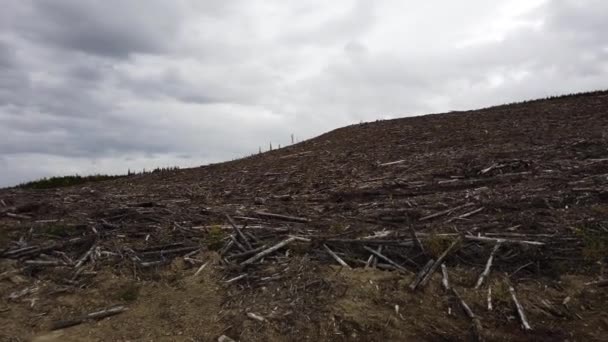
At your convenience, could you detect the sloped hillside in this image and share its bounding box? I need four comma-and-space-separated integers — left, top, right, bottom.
1, 91, 607, 341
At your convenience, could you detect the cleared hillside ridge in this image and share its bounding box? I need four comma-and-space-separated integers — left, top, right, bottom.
1, 90, 608, 341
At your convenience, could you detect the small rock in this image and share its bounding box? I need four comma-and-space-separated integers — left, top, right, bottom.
218, 335, 236, 342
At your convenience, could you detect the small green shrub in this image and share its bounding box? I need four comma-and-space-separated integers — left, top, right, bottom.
43, 224, 80, 237
206, 224, 225, 251
116, 283, 140, 302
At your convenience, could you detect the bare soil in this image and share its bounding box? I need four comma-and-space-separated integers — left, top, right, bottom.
1, 91, 608, 341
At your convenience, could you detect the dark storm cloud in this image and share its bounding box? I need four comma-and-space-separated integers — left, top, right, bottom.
0, 0, 607, 187
8, 0, 182, 58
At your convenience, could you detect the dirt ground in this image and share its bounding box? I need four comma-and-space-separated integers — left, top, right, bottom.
1, 91, 608, 341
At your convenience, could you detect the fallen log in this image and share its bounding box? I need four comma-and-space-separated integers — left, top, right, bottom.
445, 207, 484, 223
51, 306, 128, 330
474, 242, 501, 289
418, 203, 473, 221
323, 244, 351, 269
241, 237, 298, 266
409, 259, 434, 290
253, 211, 310, 223
441, 263, 450, 290
363, 246, 413, 274
225, 214, 252, 250
464, 235, 544, 246
418, 237, 462, 289
509, 286, 532, 331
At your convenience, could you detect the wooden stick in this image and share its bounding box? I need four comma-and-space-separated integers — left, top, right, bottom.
363, 246, 413, 274
230, 235, 248, 252
139, 260, 169, 268
225, 274, 247, 283
139, 246, 200, 257
219, 240, 235, 256
253, 211, 310, 223
464, 235, 544, 246
51, 306, 127, 330
323, 244, 351, 269
509, 286, 532, 330
225, 214, 252, 250
326, 239, 414, 247
474, 243, 501, 289
365, 245, 382, 268
5, 212, 31, 220
441, 263, 450, 290
487, 286, 493, 311
445, 207, 484, 223
241, 237, 297, 266
418, 203, 473, 221
372, 245, 382, 268
74, 242, 97, 269
584, 279, 608, 287
418, 237, 462, 289
194, 261, 210, 276
379, 159, 406, 167
409, 259, 435, 290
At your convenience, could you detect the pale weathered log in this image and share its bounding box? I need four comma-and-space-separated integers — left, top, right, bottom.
378, 159, 406, 167
225, 274, 247, 283
139, 246, 200, 257
247, 312, 266, 322
445, 207, 484, 223
409, 259, 435, 290
194, 261, 210, 276
225, 213, 252, 250
584, 279, 608, 287
418, 237, 462, 289
241, 237, 297, 266
509, 286, 532, 331
5, 212, 31, 220
487, 286, 493, 311
365, 245, 382, 268
74, 243, 97, 269
51, 305, 127, 330
441, 263, 450, 290
253, 211, 310, 223
474, 243, 501, 289
464, 235, 544, 246
230, 235, 248, 252
323, 244, 351, 269
418, 203, 473, 221
362, 246, 413, 274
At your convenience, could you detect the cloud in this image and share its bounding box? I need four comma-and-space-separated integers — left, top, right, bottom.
0, 0, 607, 187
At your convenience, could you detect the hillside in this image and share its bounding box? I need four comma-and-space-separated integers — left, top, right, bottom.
1, 91, 608, 341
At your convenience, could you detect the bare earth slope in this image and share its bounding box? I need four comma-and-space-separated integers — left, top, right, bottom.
1, 91, 608, 341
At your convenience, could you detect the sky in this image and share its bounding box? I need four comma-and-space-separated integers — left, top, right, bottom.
1, 0, 607, 187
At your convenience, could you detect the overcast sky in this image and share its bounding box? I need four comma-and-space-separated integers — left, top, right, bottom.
1, 0, 607, 187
